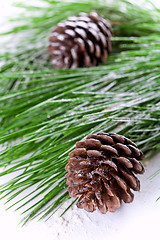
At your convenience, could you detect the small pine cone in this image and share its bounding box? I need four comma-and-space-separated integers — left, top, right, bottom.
47, 11, 112, 69
65, 132, 145, 213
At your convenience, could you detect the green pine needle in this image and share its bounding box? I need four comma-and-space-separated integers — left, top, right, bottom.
0, 0, 160, 224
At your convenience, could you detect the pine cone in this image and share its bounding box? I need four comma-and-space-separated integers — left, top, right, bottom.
47, 11, 112, 69
65, 132, 144, 213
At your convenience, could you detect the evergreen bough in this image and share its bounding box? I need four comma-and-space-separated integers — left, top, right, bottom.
0, 0, 160, 224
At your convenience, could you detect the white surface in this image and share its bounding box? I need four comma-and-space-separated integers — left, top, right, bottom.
0, 1, 160, 240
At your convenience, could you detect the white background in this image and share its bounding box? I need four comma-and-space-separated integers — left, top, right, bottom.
0, 1, 160, 240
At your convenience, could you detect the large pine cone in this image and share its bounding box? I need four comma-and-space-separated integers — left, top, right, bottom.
47, 11, 112, 69
65, 132, 144, 213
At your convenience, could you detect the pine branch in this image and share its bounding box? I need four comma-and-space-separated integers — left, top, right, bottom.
0, 0, 160, 224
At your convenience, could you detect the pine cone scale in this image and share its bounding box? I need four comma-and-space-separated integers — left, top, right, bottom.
114, 156, 133, 168
119, 167, 140, 191
129, 158, 144, 173
118, 187, 134, 203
